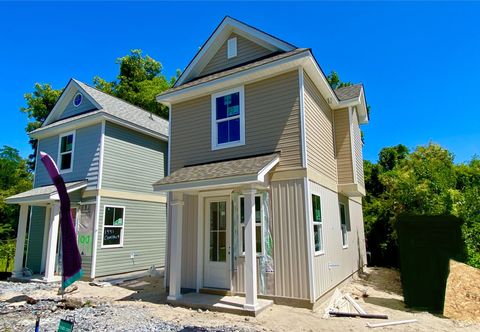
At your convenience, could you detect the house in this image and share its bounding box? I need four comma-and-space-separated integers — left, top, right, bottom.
153, 17, 368, 314
7, 79, 168, 282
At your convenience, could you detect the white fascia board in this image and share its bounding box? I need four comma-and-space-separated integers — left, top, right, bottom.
5, 195, 52, 205
257, 155, 280, 182
175, 17, 296, 87
30, 113, 168, 142
302, 56, 339, 107
153, 174, 261, 192
158, 51, 310, 105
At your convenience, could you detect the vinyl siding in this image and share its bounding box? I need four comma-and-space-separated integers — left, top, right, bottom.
34, 123, 102, 190
94, 197, 167, 277
58, 93, 97, 121
181, 194, 198, 289
308, 180, 366, 299
352, 110, 365, 187
199, 33, 274, 77
304, 72, 337, 183
170, 70, 301, 172
271, 179, 310, 300
334, 108, 354, 184
102, 122, 167, 194
25, 206, 46, 273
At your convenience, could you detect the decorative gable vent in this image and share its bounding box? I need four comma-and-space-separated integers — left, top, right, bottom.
227, 37, 237, 59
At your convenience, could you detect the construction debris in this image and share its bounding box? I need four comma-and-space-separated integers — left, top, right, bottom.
366, 319, 418, 328
444, 260, 480, 322
345, 293, 367, 315
329, 311, 388, 319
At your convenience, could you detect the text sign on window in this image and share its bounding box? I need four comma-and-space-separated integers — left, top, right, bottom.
103, 206, 124, 246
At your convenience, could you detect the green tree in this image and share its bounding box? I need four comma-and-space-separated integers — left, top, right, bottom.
326, 71, 353, 90
0, 146, 33, 241
20, 83, 63, 169
94, 49, 177, 119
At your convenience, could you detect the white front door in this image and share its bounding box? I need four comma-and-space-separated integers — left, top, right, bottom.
204, 197, 231, 289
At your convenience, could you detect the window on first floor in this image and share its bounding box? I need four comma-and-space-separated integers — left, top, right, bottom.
58, 131, 75, 172
312, 194, 323, 254
239, 195, 262, 255
339, 203, 348, 248
102, 206, 125, 247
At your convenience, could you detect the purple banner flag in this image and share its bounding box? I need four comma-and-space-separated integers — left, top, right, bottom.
40, 151, 82, 289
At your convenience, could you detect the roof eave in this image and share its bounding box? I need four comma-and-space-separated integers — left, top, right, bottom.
334, 87, 369, 124
157, 51, 311, 105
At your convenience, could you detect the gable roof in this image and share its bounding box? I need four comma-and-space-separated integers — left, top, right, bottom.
334, 84, 363, 101
33, 79, 168, 139
174, 16, 296, 87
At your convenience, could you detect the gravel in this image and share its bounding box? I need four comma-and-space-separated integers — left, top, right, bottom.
0, 281, 257, 332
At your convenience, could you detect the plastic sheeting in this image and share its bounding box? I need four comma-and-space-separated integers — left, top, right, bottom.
231, 190, 274, 295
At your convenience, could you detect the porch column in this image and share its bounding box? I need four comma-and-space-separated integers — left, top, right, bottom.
242, 188, 259, 310
12, 205, 29, 278
167, 192, 184, 301
43, 203, 60, 282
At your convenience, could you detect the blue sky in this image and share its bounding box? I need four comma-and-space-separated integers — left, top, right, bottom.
1, 1, 479, 163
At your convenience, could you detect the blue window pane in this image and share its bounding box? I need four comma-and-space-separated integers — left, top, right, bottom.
216, 97, 227, 120
218, 121, 229, 144
229, 118, 240, 142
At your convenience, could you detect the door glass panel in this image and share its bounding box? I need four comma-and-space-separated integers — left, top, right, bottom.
209, 200, 227, 262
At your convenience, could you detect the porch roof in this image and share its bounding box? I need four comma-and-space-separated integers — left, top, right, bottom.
5, 180, 87, 205
153, 153, 280, 192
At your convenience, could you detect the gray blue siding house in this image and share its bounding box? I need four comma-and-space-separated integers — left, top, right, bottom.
7, 79, 168, 281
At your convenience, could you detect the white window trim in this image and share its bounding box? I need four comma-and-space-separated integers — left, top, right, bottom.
211, 86, 245, 151
101, 205, 126, 248
238, 194, 264, 257
73, 92, 83, 107
339, 202, 348, 249
311, 194, 325, 256
227, 37, 237, 59
57, 130, 75, 174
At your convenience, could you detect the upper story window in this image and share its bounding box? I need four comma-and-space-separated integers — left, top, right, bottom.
211, 87, 245, 150
227, 37, 237, 59
58, 131, 75, 173
73, 93, 83, 107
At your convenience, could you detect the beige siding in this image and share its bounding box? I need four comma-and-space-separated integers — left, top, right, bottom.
271, 179, 310, 300
304, 72, 337, 183
181, 194, 198, 289
352, 110, 365, 187
170, 70, 301, 172
308, 180, 366, 299
199, 33, 274, 77
334, 108, 354, 184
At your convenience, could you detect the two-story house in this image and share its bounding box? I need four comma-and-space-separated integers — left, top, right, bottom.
7, 79, 168, 282
153, 17, 369, 315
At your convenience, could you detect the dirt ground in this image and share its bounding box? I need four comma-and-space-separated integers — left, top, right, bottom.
2, 267, 480, 331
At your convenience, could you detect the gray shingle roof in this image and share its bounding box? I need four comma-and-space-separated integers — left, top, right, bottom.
334, 84, 363, 101
33, 80, 169, 137
159, 48, 309, 96
154, 153, 279, 187
6, 181, 87, 203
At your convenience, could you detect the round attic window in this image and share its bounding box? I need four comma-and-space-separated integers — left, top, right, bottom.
73, 93, 83, 107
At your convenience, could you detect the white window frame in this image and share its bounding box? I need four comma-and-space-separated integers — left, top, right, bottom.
238, 195, 263, 257
211, 86, 245, 151
101, 205, 125, 248
57, 130, 75, 174
73, 92, 83, 107
227, 37, 237, 59
339, 202, 348, 249
311, 194, 324, 255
